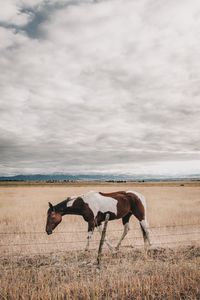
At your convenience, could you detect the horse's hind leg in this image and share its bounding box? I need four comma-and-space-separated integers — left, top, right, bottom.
115, 213, 132, 251
139, 219, 151, 250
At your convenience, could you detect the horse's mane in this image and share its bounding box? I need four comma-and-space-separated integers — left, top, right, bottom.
54, 198, 69, 212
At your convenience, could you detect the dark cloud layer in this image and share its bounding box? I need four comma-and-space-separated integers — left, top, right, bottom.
0, 0, 200, 176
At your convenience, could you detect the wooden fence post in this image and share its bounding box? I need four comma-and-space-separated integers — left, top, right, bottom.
97, 213, 110, 265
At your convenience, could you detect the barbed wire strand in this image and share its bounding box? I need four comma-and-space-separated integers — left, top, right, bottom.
0, 239, 199, 260
0, 223, 199, 235
0, 231, 199, 247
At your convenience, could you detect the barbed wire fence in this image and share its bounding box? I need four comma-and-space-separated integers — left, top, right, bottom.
0, 222, 199, 235
0, 223, 199, 257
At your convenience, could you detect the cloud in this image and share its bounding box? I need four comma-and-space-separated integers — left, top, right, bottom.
0, 0, 200, 176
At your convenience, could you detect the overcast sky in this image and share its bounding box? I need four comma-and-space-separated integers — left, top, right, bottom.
0, 0, 200, 176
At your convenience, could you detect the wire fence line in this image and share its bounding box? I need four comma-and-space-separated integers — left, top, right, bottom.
0, 228, 199, 248
0, 223, 199, 235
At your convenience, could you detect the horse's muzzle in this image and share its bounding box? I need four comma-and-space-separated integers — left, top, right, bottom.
46, 230, 52, 235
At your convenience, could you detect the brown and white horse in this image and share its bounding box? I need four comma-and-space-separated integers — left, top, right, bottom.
46, 190, 151, 251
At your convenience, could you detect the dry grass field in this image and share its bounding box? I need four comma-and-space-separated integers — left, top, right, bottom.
0, 182, 200, 299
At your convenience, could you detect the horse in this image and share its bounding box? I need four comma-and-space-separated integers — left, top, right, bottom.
45, 190, 151, 252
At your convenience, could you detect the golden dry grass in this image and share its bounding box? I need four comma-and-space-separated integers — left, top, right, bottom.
0, 182, 200, 299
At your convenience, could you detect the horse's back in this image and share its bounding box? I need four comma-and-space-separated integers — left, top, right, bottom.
99, 191, 127, 197
81, 190, 147, 220
82, 191, 118, 217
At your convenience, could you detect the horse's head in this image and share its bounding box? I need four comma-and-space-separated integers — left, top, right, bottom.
46, 202, 62, 235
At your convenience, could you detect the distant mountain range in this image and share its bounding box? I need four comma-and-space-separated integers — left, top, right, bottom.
0, 173, 199, 182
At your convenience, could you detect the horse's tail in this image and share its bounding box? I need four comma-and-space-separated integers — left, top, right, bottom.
136, 194, 151, 246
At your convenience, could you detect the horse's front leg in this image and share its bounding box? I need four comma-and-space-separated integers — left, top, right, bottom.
115, 223, 130, 250
85, 220, 95, 251
97, 224, 114, 251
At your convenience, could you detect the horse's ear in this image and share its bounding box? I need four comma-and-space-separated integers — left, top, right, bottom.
48, 202, 54, 211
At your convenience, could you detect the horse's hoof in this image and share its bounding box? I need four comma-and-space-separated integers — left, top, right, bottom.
111, 247, 118, 254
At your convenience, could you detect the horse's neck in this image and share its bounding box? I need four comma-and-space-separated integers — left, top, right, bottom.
55, 200, 82, 216
62, 207, 82, 216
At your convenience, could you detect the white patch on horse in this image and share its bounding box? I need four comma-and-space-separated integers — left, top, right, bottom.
82, 191, 117, 217
66, 196, 76, 207
126, 190, 147, 211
